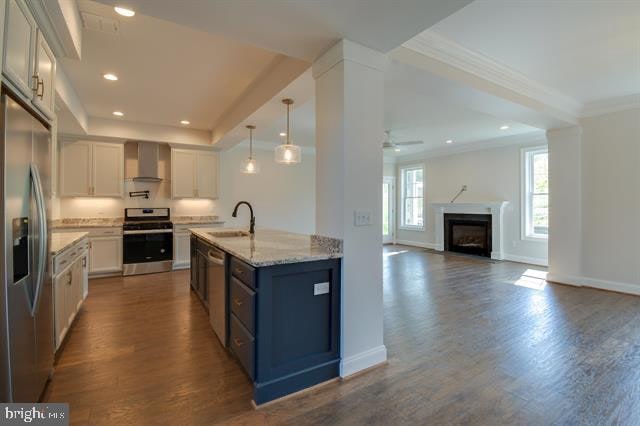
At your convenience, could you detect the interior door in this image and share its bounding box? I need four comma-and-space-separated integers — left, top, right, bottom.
383, 177, 395, 244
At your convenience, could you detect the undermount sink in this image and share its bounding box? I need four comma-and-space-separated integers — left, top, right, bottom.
208, 230, 250, 238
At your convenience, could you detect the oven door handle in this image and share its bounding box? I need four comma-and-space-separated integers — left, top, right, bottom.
123, 229, 173, 235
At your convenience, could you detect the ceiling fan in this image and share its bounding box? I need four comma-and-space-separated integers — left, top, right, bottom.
382, 130, 423, 151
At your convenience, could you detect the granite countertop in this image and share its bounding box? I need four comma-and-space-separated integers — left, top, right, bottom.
51, 218, 123, 229
189, 228, 343, 267
52, 216, 224, 229
172, 216, 225, 225
51, 232, 88, 255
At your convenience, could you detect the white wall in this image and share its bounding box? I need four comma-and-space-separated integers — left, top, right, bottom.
548, 108, 640, 293
580, 109, 640, 286
394, 141, 548, 265
218, 142, 316, 234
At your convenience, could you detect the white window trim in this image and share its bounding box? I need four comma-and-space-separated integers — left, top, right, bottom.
399, 164, 425, 231
521, 145, 548, 242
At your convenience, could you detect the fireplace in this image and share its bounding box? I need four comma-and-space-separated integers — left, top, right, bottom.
444, 213, 492, 257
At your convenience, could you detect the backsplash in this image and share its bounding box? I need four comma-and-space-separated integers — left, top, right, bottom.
57, 180, 219, 218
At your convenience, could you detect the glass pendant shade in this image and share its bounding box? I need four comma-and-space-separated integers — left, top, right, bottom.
276, 98, 301, 164
241, 124, 259, 174
274, 143, 301, 164
242, 157, 260, 174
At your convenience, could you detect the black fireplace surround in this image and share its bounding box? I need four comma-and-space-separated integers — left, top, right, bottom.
444, 213, 492, 258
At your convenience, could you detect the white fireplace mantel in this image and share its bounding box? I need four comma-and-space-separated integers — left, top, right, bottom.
432, 202, 508, 260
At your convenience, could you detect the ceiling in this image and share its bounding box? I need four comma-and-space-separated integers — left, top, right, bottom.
221, 60, 542, 157
60, 0, 283, 131
93, 0, 471, 61
430, 0, 640, 103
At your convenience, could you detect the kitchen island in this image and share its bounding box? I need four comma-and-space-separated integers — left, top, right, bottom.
189, 228, 343, 405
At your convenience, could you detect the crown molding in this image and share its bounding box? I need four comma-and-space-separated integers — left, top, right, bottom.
580, 94, 640, 118
395, 131, 546, 163
402, 31, 583, 118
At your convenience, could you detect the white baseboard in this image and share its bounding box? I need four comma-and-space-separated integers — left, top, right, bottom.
503, 254, 548, 267
340, 345, 387, 378
393, 239, 438, 250
547, 273, 640, 296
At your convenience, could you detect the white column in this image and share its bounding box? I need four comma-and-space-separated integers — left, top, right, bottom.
546, 126, 582, 283
313, 40, 387, 377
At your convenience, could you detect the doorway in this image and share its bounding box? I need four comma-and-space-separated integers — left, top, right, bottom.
383, 176, 395, 244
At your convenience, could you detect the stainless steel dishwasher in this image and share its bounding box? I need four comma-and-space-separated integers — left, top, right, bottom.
206, 245, 227, 346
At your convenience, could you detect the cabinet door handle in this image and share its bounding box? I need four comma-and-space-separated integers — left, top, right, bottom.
37, 79, 44, 99
31, 74, 39, 93
233, 338, 244, 347
233, 298, 243, 307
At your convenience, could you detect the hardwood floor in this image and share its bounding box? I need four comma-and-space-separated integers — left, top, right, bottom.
45, 247, 640, 424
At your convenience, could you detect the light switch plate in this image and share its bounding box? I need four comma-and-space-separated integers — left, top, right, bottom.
314, 282, 330, 295
354, 209, 373, 226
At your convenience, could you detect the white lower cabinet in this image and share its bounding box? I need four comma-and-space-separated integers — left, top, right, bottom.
53, 241, 89, 351
173, 223, 222, 270
89, 236, 122, 275
173, 232, 190, 269
53, 227, 123, 276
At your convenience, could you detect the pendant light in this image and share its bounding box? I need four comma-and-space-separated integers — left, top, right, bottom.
275, 98, 301, 164
242, 125, 260, 174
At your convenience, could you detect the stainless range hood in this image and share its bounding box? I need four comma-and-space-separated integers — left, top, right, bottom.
132, 142, 162, 182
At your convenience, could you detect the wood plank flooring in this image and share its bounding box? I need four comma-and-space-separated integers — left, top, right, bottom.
44, 246, 640, 424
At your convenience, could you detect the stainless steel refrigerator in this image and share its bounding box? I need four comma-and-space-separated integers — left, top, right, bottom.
0, 90, 53, 402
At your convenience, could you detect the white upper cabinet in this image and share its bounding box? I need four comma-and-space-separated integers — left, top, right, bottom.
92, 143, 124, 197
196, 151, 219, 199
2, 0, 56, 121
60, 141, 91, 196
60, 141, 124, 198
171, 149, 197, 198
32, 30, 55, 119
3, 0, 36, 98
171, 149, 218, 199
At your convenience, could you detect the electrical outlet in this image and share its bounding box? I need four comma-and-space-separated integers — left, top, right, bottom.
314, 282, 330, 295
354, 209, 373, 226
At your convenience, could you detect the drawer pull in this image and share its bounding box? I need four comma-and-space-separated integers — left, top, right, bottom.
234, 268, 242, 275
233, 338, 244, 347
59, 259, 67, 266
233, 298, 243, 307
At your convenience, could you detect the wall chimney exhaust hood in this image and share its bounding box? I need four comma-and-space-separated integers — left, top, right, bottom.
133, 142, 162, 182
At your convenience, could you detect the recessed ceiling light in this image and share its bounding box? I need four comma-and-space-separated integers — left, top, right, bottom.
394, 148, 401, 152
103, 73, 118, 81
112, 111, 124, 117
279, 132, 287, 137
500, 125, 510, 130
180, 120, 190, 125
445, 139, 453, 144
114, 6, 135, 17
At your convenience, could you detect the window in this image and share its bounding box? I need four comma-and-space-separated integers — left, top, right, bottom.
400, 166, 424, 229
522, 146, 548, 239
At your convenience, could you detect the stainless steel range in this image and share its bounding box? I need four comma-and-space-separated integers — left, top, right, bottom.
122, 208, 173, 276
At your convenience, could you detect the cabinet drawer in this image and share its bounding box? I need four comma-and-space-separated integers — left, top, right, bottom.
230, 314, 255, 380
230, 277, 255, 335
231, 257, 255, 289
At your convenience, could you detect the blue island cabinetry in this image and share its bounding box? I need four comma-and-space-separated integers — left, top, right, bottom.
191, 235, 342, 405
